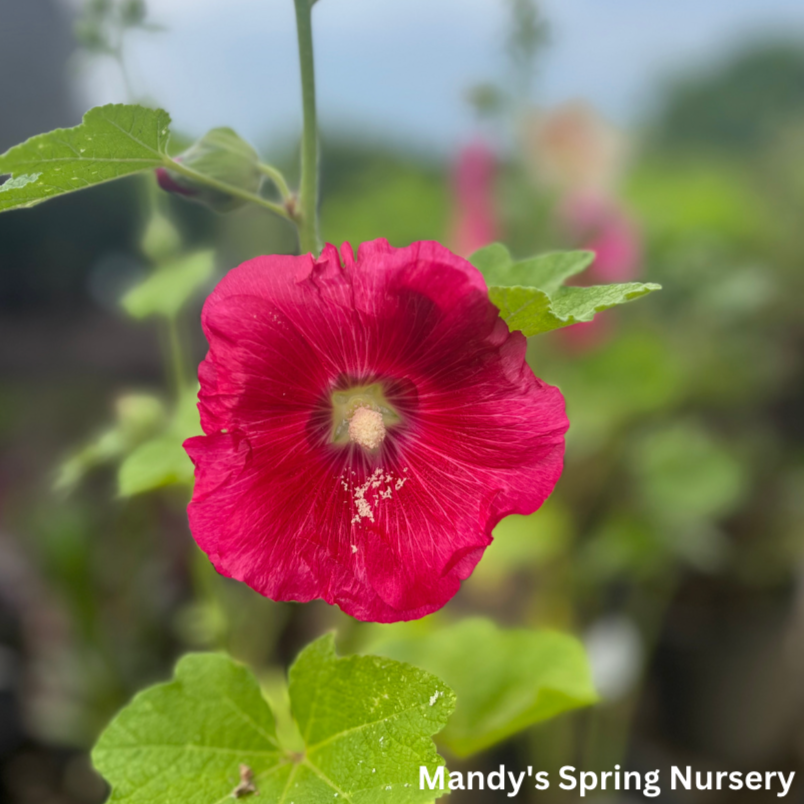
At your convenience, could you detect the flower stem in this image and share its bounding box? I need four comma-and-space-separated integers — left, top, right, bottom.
167, 316, 188, 395
293, 0, 321, 256
257, 162, 292, 201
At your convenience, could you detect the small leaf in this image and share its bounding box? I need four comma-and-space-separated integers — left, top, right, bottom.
55, 428, 127, 494
373, 618, 597, 757
117, 386, 201, 496
0, 104, 171, 213
471, 244, 594, 294
470, 243, 661, 336
92, 637, 454, 802
489, 282, 660, 336
550, 283, 661, 320
121, 250, 215, 320
118, 436, 193, 496
54, 393, 166, 494
140, 211, 183, 262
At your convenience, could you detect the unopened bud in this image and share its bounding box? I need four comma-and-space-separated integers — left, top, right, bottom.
155, 127, 261, 213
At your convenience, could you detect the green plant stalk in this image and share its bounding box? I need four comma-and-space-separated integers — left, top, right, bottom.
166, 316, 189, 396
293, 0, 321, 256
114, 47, 134, 101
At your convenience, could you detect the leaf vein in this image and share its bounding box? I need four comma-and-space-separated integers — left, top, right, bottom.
303, 758, 355, 804
306, 700, 427, 753
221, 694, 281, 749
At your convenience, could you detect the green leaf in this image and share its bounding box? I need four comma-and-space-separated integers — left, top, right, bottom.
471, 245, 594, 294
54, 393, 166, 494
632, 422, 748, 525
117, 436, 193, 496
287, 634, 454, 801
470, 243, 661, 336
470, 500, 574, 585
117, 386, 201, 496
55, 428, 127, 494
141, 210, 183, 262
92, 636, 454, 803
121, 250, 215, 320
488, 283, 662, 337
373, 618, 597, 757
92, 653, 285, 803
0, 104, 170, 212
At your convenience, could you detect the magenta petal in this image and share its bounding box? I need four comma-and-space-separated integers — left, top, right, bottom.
185, 239, 568, 622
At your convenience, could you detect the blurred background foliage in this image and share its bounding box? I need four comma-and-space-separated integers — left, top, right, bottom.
2, 0, 804, 802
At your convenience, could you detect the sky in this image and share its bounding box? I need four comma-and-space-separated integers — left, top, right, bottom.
71, 0, 804, 154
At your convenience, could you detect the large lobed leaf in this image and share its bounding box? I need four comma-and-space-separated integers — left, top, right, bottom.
288, 635, 454, 802
93, 635, 454, 803
373, 618, 597, 757
92, 652, 283, 803
0, 104, 170, 212
470, 243, 661, 336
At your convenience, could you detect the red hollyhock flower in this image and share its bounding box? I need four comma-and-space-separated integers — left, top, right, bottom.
184, 239, 567, 622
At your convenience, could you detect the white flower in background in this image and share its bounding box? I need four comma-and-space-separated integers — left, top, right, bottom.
584, 614, 644, 702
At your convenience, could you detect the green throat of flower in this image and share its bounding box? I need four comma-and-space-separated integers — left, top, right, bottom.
331, 383, 401, 451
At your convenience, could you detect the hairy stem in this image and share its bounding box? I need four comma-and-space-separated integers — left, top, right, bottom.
293, 0, 321, 256
257, 162, 293, 201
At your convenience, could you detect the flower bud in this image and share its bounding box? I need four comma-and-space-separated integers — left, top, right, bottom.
156, 127, 261, 213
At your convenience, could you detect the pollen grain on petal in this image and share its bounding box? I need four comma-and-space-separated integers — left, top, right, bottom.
346, 467, 407, 526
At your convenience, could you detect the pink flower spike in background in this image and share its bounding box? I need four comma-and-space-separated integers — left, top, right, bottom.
561, 192, 642, 283
450, 139, 500, 257
555, 193, 642, 352
184, 239, 568, 622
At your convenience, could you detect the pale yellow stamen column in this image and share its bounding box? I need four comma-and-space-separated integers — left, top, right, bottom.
348, 406, 386, 450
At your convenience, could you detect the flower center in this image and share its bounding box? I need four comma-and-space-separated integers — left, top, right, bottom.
331, 382, 401, 451
348, 407, 386, 450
